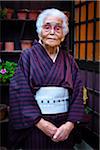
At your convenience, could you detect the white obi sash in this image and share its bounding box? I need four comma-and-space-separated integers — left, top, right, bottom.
35, 87, 69, 114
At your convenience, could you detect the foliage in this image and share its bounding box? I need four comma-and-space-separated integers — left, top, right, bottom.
0, 8, 8, 19
83, 86, 93, 114
84, 105, 93, 114
0, 61, 17, 84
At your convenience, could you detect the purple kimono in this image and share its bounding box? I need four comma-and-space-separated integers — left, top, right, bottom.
8, 41, 84, 149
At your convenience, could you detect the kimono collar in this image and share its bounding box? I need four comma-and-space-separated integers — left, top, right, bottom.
38, 40, 59, 62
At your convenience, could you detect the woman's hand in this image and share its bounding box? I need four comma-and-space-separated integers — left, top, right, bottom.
52, 121, 74, 142
35, 118, 57, 138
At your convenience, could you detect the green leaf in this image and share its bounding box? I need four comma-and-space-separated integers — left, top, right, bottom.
0, 61, 17, 84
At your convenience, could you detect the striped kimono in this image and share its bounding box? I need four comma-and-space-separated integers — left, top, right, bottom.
8, 41, 84, 150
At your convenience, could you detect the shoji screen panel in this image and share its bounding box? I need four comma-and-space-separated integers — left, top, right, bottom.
74, 1, 100, 62
73, 1, 100, 148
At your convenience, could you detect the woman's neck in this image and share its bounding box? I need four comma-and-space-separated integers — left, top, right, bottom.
39, 40, 58, 61
43, 44, 57, 55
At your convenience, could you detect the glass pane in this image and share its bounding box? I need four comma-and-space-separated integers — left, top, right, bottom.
75, 25, 79, 41
87, 23, 94, 40
81, 5, 86, 22
75, 8, 79, 23
87, 43, 93, 61
75, 1, 80, 5
81, 0, 86, 2
95, 42, 100, 62
96, 1, 100, 18
74, 43, 79, 59
80, 24, 86, 41
96, 21, 100, 40
88, 2, 94, 20
80, 43, 85, 60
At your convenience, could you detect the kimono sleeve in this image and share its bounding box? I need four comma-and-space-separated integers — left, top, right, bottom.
67, 56, 84, 123
9, 50, 42, 129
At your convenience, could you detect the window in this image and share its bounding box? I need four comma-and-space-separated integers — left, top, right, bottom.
74, 1, 100, 62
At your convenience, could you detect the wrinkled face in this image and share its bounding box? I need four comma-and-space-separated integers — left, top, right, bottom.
39, 16, 65, 48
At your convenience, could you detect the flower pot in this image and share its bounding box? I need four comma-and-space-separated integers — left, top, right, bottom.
0, 104, 8, 121
0, 42, 3, 50
21, 40, 32, 50
5, 42, 14, 52
6, 8, 14, 19
28, 10, 39, 20
17, 9, 28, 20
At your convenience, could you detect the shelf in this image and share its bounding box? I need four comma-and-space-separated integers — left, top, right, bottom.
0, 19, 36, 22
1, 51, 21, 63
1, 19, 36, 42
1, 50, 22, 53
0, 2, 73, 148
1, 51, 22, 58
0, 84, 9, 87
0, 118, 9, 123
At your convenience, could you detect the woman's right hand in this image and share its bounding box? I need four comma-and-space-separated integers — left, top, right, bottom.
35, 118, 57, 138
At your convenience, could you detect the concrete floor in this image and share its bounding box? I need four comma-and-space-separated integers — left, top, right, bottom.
0, 140, 94, 150
74, 140, 94, 150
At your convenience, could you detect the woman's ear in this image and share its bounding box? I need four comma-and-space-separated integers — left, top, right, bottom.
38, 34, 44, 44
38, 34, 42, 41
61, 37, 64, 42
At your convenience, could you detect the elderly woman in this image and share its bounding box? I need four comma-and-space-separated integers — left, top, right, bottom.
8, 8, 84, 150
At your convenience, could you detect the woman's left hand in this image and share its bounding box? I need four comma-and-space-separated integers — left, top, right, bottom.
52, 121, 74, 142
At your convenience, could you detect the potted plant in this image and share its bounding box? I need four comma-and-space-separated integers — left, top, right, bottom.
20, 40, 33, 50
0, 8, 14, 20
17, 9, 29, 20
28, 10, 40, 20
83, 87, 93, 123
6, 8, 14, 19
0, 41, 3, 50
0, 61, 17, 84
0, 8, 7, 19
0, 104, 8, 121
5, 41, 15, 52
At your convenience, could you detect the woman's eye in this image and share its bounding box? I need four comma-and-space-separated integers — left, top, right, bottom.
55, 26, 61, 31
44, 25, 51, 30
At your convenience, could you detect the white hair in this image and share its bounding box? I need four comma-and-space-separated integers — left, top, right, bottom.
36, 8, 69, 36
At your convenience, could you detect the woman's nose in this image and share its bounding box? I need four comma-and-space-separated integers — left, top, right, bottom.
50, 27, 55, 34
